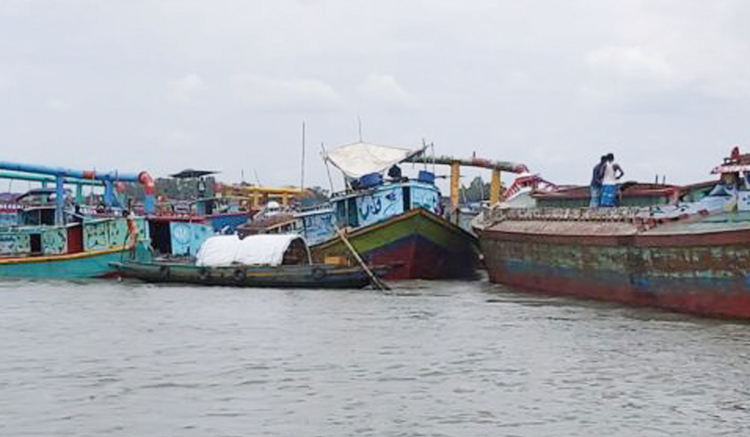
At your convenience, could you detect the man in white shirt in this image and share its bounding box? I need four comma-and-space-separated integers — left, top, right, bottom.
600, 153, 624, 207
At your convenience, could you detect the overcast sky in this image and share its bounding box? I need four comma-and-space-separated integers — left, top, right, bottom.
2, 0, 750, 192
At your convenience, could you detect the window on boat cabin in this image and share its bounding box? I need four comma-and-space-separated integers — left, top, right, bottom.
335, 198, 359, 228
21, 208, 55, 226
21, 210, 39, 226
347, 198, 358, 227
403, 186, 411, 211
709, 182, 737, 197
41, 209, 55, 225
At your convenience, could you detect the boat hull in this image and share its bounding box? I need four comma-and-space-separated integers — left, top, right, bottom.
0, 246, 140, 279
481, 214, 750, 318
113, 261, 375, 289
312, 209, 479, 280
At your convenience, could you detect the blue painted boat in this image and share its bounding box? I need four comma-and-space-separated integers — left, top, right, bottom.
300, 142, 479, 280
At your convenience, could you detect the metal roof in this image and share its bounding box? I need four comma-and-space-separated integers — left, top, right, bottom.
169, 169, 218, 179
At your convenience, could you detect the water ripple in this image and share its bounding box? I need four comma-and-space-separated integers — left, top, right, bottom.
0, 279, 749, 436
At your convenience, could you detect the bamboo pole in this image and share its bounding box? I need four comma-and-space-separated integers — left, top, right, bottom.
335, 228, 391, 291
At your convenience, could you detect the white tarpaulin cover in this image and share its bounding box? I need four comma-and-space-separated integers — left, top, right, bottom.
195, 234, 240, 267
322, 141, 422, 179
196, 234, 310, 267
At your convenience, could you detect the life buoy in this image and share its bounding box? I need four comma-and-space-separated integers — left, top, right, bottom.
233, 268, 246, 283
198, 267, 210, 281
159, 265, 170, 281
312, 267, 326, 281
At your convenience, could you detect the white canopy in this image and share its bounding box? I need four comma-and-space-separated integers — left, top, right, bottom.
322, 141, 424, 179
196, 234, 311, 267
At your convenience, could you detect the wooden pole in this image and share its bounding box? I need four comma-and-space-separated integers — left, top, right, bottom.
490, 169, 501, 204
450, 162, 460, 207
336, 228, 391, 291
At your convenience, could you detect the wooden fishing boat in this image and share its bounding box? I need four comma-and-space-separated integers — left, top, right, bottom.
476, 147, 750, 319
300, 141, 480, 280
113, 233, 383, 289
111, 260, 377, 289
312, 207, 478, 280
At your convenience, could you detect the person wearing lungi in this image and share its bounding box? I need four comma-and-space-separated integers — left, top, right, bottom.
600, 153, 624, 207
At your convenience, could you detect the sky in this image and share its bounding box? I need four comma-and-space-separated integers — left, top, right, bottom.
2, 0, 750, 193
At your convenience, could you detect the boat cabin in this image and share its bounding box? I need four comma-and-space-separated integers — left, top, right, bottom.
295, 205, 335, 246
330, 175, 441, 229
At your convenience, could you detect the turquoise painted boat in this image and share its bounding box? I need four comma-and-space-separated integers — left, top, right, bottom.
0, 160, 157, 279
0, 216, 151, 279
0, 242, 149, 279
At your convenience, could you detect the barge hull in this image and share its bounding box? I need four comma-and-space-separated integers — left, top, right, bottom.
481, 219, 750, 318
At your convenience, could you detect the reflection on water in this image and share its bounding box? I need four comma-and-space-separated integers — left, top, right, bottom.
0, 278, 749, 436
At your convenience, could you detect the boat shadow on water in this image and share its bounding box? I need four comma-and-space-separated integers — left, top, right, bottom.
482, 281, 750, 325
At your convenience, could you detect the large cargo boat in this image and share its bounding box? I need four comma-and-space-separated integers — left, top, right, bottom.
312, 206, 478, 280
476, 147, 750, 318
303, 141, 480, 280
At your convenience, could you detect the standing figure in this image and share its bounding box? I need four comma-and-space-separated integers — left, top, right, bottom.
590, 155, 607, 207
600, 153, 624, 207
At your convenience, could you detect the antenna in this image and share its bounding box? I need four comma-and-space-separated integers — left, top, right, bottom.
300, 121, 306, 191
357, 116, 363, 142
321, 143, 335, 193
431, 142, 436, 175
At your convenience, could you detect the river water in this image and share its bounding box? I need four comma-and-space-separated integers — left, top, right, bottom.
1, 278, 749, 437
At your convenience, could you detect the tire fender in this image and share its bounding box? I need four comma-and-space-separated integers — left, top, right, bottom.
234, 267, 246, 283
198, 267, 210, 281
312, 267, 326, 281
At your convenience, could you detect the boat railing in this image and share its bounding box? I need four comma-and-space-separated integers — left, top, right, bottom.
297, 203, 333, 214
329, 186, 380, 200
482, 205, 667, 229
329, 178, 434, 201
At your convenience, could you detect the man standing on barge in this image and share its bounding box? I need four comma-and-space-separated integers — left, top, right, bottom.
590, 155, 607, 207
600, 153, 624, 207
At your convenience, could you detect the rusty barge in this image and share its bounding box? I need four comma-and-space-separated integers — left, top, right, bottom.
476, 148, 750, 318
